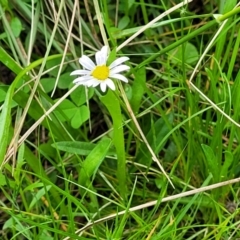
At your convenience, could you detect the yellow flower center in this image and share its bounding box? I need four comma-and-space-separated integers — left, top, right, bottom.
91, 65, 110, 80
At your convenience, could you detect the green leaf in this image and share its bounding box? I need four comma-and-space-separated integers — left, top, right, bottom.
45, 58, 64, 77
39, 140, 57, 158
232, 70, 240, 116
14, 143, 26, 184
24, 182, 45, 192
124, 84, 132, 100
58, 72, 73, 89
201, 144, 219, 182
0, 91, 12, 165
0, 47, 28, 78
52, 141, 96, 155
220, 151, 233, 180
0, 32, 7, 40
155, 177, 164, 189
164, 141, 178, 162
100, 90, 126, 198
221, 0, 237, 13
130, 67, 146, 113
0, 172, 6, 186
79, 138, 112, 187
54, 99, 76, 122
0, 0, 9, 10
0, 87, 17, 107
10, 17, 22, 38
29, 185, 52, 209
168, 42, 199, 65
41, 77, 55, 93
107, 47, 116, 66
70, 85, 94, 106
52, 141, 116, 156
118, 16, 130, 30
71, 105, 89, 129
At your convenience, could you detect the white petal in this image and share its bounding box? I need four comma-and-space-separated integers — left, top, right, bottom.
86, 79, 99, 87
100, 82, 107, 92
95, 51, 102, 65
105, 79, 115, 90
79, 55, 95, 70
110, 65, 130, 74
74, 81, 88, 86
110, 73, 128, 83
96, 46, 108, 65
73, 76, 93, 83
109, 57, 129, 69
70, 69, 91, 76
100, 46, 109, 60
91, 80, 101, 87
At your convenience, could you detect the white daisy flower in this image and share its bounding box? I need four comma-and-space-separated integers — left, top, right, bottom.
70, 46, 130, 92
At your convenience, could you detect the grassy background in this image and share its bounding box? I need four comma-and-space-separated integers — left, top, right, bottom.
1, 0, 240, 239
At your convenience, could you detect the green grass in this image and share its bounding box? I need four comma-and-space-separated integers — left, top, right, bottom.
1, 0, 240, 239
